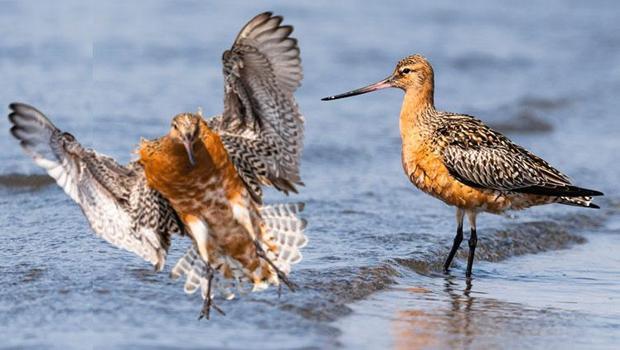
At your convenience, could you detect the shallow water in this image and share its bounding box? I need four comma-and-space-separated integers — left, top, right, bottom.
1, 0, 619, 349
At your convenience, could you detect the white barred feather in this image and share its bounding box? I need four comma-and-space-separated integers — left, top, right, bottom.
260, 203, 308, 274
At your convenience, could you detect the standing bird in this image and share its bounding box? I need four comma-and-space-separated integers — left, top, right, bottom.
322, 54, 603, 277
8, 11, 306, 318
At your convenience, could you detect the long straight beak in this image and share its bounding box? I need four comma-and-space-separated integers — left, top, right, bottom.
321, 76, 394, 101
183, 140, 196, 166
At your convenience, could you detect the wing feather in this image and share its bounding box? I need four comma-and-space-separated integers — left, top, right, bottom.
9, 103, 184, 270
438, 114, 589, 195
212, 12, 304, 201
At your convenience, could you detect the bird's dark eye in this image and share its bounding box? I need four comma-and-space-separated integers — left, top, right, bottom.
172, 123, 178, 130
401, 68, 412, 75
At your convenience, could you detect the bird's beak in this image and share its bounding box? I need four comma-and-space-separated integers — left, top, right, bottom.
321, 75, 394, 101
183, 139, 196, 166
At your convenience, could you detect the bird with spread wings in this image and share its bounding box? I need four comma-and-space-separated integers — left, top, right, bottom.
8, 12, 306, 317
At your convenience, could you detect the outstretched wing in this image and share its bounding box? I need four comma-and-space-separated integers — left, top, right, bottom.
440, 114, 602, 197
9, 103, 184, 270
209, 12, 304, 202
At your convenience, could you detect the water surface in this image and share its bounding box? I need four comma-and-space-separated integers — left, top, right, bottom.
1, 0, 619, 349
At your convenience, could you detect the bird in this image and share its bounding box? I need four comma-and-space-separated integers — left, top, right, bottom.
8, 11, 307, 318
322, 54, 603, 278
138, 112, 306, 318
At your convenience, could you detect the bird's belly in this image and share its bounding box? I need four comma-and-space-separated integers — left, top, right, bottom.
177, 187, 266, 270
164, 182, 222, 213
175, 194, 263, 274
148, 164, 262, 271
403, 147, 512, 213
199, 208, 274, 284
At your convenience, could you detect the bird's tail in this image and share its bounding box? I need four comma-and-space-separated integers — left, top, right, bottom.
556, 186, 603, 209
170, 244, 237, 300
257, 202, 308, 275
559, 196, 601, 209
170, 202, 307, 299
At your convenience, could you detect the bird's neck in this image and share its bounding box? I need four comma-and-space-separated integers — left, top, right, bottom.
197, 120, 230, 169
399, 83, 435, 141
139, 124, 228, 180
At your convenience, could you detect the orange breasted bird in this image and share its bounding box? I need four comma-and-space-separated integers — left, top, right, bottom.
322, 54, 603, 277
8, 12, 307, 319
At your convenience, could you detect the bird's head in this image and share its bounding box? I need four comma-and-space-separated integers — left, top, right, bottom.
321, 54, 434, 100
170, 113, 201, 166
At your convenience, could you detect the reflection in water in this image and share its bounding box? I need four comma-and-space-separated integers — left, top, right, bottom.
391, 276, 569, 349
392, 276, 477, 349
443, 276, 474, 348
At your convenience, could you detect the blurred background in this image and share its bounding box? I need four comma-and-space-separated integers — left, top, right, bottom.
1, 0, 619, 348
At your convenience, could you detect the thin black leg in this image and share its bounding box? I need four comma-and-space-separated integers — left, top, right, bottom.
254, 241, 298, 292
465, 228, 477, 278
199, 265, 225, 320
443, 224, 464, 273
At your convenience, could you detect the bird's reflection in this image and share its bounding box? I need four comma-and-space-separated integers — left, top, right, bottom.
444, 275, 474, 310
392, 275, 479, 349
443, 275, 475, 347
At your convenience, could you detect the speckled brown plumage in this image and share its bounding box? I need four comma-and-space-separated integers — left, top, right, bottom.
135, 12, 308, 317
140, 111, 307, 319
139, 115, 275, 286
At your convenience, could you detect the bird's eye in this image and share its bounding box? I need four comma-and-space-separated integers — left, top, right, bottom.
172, 123, 178, 130
401, 68, 412, 75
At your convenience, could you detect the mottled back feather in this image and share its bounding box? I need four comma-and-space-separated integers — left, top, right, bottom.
436, 112, 602, 197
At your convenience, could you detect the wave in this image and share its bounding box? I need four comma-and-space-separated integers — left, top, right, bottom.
278, 212, 604, 322
0, 174, 55, 188
394, 220, 586, 276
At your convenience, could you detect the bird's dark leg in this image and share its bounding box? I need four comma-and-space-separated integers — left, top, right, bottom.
444, 208, 465, 273
254, 241, 298, 292
443, 226, 463, 272
198, 265, 226, 320
465, 211, 478, 278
